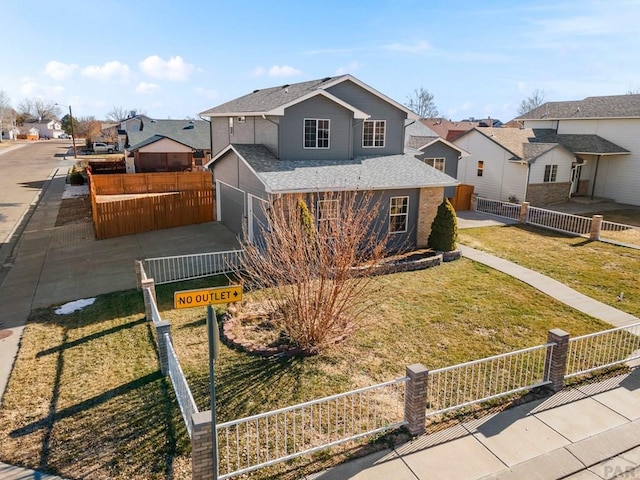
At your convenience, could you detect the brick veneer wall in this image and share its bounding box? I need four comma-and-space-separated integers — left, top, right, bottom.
417, 187, 444, 247
526, 182, 571, 205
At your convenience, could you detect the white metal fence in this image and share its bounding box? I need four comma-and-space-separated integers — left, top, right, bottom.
166, 336, 199, 438
216, 378, 407, 479
526, 206, 592, 236
144, 249, 244, 285
426, 344, 553, 416
566, 321, 640, 378
600, 220, 640, 248
475, 197, 521, 220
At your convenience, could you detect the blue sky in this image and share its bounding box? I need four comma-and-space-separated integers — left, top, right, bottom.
2, 0, 639, 122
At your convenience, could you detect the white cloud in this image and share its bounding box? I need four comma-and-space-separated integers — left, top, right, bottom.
135, 82, 161, 94
20, 80, 64, 98
446, 101, 474, 118
82, 61, 131, 82
44, 61, 78, 81
139, 55, 194, 81
268, 65, 302, 78
384, 40, 432, 54
194, 87, 219, 100
335, 61, 360, 75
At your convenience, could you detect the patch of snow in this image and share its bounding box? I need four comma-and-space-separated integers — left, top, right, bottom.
62, 184, 89, 199
55, 298, 96, 315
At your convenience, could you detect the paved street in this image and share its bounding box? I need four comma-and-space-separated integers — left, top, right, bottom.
0, 140, 72, 266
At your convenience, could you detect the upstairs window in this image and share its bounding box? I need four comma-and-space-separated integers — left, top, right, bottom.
304, 119, 330, 148
389, 196, 409, 233
477, 160, 484, 177
544, 164, 558, 182
363, 120, 386, 147
424, 157, 446, 172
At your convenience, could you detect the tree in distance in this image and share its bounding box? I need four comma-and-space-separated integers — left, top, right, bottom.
518, 89, 546, 115
405, 87, 440, 118
240, 192, 390, 355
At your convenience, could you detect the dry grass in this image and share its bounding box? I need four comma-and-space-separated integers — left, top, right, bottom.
0, 246, 618, 479
458, 224, 640, 317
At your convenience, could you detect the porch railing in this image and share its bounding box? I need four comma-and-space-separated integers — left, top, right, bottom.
144, 249, 244, 285
526, 206, 592, 236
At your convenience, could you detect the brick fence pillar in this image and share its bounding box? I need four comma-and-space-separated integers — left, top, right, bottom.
191, 411, 215, 480
135, 260, 146, 290
545, 329, 570, 392
141, 278, 156, 322
590, 215, 603, 241
155, 321, 172, 375
519, 202, 530, 223
404, 363, 429, 436
470, 193, 478, 212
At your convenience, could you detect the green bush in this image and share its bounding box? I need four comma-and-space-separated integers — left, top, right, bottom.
428, 198, 458, 252
68, 171, 86, 185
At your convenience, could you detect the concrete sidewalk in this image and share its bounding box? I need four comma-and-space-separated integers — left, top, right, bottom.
312, 370, 640, 480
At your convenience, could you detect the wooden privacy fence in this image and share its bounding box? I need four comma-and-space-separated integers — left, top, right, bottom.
90, 171, 213, 195
87, 170, 215, 239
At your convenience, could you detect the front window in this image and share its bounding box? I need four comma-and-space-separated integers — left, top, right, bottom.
544, 164, 558, 182
317, 199, 339, 227
477, 160, 484, 177
304, 119, 330, 148
363, 120, 386, 147
424, 157, 446, 172
389, 196, 409, 233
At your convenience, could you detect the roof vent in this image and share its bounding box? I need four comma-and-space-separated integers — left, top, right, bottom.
183, 124, 194, 130
282, 84, 290, 89
253, 89, 260, 93
321, 77, 332, 82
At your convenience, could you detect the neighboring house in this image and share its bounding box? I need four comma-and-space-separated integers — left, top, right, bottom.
453, 127, 628, 205
420, 117, 501, 142
125, 119, 211, 173
406, 120, 469, 198
22, 120, 63, 139
200, 74, 458, 247
517, 94, 640, 206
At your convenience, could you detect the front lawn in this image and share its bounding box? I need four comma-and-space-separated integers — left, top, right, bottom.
458, 224, 640, 318
0, 257, 611, 479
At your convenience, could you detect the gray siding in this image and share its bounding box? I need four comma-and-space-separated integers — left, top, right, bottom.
327, 80, 407, 156
301, 189, 418, 250
255, 116, 279, 157
212, 150, 267, 199
211, 116, 279, 158
279, 96, 353, 160
211, 117, 230, 157
417, 142, 461, 198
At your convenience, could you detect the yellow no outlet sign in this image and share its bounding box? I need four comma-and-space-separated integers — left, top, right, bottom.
174, 284, 242, 309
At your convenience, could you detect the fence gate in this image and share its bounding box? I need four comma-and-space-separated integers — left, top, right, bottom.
217, 181, 245, 237
451, 184, 474, 211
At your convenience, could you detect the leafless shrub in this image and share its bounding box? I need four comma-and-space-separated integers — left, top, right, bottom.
240, 191, 390, 354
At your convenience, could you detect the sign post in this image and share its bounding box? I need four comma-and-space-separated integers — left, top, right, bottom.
174, 284, 241, 480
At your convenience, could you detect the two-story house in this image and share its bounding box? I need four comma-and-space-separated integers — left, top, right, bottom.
200, 74, 458, 248
516, 94, 640, 206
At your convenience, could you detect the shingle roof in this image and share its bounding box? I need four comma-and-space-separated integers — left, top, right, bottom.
222, 144, 458, 194
517, 94, 640, 120
200, 76, 345, 116
126, 119, 210, 151
530, 130, 630, 155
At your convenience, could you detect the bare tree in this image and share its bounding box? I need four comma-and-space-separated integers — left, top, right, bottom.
627, 87, 640, 95
0, 90, 11, 142
16, 98, 61, 122
105, 106, 129, 123
239, 191, 391, 354
405, 87, 439, 118
518, 89, 546, 115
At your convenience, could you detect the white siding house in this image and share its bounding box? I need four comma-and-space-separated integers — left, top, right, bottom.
518, 95, 640, 206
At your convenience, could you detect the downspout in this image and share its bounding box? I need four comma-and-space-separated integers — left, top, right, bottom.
524, 161, 531, 202
590, 155, 601, 200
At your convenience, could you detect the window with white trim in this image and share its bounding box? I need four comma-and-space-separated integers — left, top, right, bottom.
477, 160, 484, 177
424, 157, 446, 172
363, 120, 386, 147
389, 196, 409, 233
544, 164, 558, 182
304, 119, 330, 148
317, 199, 339, 228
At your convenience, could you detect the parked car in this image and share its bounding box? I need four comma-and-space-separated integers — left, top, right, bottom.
59, 133, 71, 139
92, 142, 116, 153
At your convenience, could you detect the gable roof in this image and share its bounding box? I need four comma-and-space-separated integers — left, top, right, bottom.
517, 94, 640, 120
456, 127, 629, 162
207, 144, 458, 194
126, 119, 210, 151
200, 74, 417, 119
